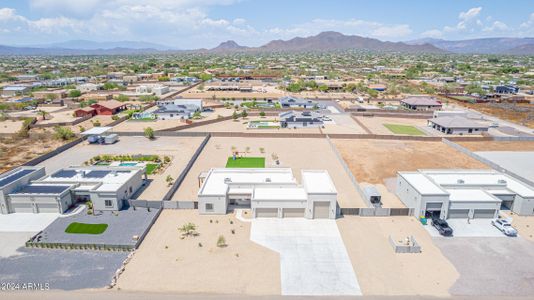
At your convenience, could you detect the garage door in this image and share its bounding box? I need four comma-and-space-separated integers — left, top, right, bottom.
313, 202, 330, 219
255, 208, 278, 218
425, 202, 443, 211
448, 209, 469, 219
10, 203, 35, 213
473, 209, 496, 219
283, 208, 305, 218
36, 203, 59, 213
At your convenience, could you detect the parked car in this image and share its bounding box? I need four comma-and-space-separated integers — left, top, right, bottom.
492, 219, 518, 237
431, 218, 453, 236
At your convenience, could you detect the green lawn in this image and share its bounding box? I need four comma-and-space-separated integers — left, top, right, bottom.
145, 163, 159, 175
383, 124, 426, 136
65, 222, 108, 235
226, 157, 265, 168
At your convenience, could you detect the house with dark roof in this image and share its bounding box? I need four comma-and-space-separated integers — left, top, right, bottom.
428, 116, 489, 135
401, 96, 442, 111
279, 111, 324, 128
153, 103, 201, 120
90, 100, 127, 115
279, 96, 318, 109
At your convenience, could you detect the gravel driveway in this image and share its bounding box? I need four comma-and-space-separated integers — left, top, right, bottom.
434, 237, 534, 296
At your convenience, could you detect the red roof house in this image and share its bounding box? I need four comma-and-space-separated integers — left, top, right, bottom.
90, 100, 127, 115
74, 107, 97, 118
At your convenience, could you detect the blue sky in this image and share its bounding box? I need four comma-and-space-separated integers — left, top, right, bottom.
0, 0, 533, 48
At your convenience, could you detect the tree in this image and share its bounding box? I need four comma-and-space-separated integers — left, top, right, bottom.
17, 118, 33, 138
53, 126, 75, 140
36, 109, 49, 120
68, 89, 81, 98
144, 127, 155, 139
318, 85, 329, 93
241, 109, 248, 119
232, 111, 238, 121
259, 111, 266, 117
116, 94, 130, 102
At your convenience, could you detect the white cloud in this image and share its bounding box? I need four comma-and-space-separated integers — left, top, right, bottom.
459, 7, 482, 21
421, 29, 443, 39
266, 18, 412, 41
483, 20, 509, 33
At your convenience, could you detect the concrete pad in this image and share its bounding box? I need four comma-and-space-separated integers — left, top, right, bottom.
250, 218, 361, 296
326, 106, 340, 114
424, 219, 505, 238
0, 232, 35, 258
0, 213, 58, 232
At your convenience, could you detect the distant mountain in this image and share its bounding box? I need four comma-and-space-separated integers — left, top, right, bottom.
211, 40, 248, 52
30, 40, 174, 51
506, 44, 534, 55
254, 31, 445, 53
406, 37, 534, 54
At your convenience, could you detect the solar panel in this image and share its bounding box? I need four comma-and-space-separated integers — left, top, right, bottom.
85, 170, 111, 178
0, 169, 35, 187
14, 185, 70, 194
51, 170, 78, 178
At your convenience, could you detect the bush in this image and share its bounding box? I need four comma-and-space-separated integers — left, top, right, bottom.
54, 126, 75, 140
259, 111, 266, 117
144, 127, 155, 139
68, 89, 81, 98
217, 235, 227, 248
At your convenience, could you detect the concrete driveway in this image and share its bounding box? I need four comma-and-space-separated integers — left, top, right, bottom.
425, 219, 505, 238
0, 213, 58, 232
250, 218, 361, 296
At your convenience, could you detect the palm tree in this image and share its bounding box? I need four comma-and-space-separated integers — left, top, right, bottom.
36, 110, 49, 120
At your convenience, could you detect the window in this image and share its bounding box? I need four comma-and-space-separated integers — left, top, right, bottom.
129, 187, 133, 193
205, 203, 214, 211
105, 200, 113, 207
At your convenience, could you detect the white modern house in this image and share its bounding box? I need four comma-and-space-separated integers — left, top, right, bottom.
136, 84, 169, 96
197, 168, 337, 219
396, 169, 534, 220
0, 166, 146, 214
76, 83, 101, 93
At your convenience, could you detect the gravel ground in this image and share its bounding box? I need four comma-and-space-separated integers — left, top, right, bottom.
434, 237, 534, 296
33, 207, 159, 247
0, 248, 128, 290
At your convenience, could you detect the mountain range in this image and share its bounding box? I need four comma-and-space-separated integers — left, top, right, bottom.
1, 32, 534, 55
406, 37, 534, 54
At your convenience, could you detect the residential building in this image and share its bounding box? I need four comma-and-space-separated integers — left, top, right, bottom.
396, 169, 534, 220
90, 100, 127, 115
400, 96, 442, 111
156, 98, 203, 109
74, 107, 97, 118
197, 168, 337, 219
2, 85, 30, 97
279, 111, 324, 128
0, 166, 146, 213
495, 85, 519, 94
428, 116, 489, 135
279, 96, 318, 108
77, 83, 101, 93
153, 103, 200, 120
136, 84, 169, 96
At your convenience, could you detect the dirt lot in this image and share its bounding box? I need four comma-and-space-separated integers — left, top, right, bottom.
511, 215, 534, 241
0, 119, 23, 134
173, 137, 366, 207
333, 139, 488, 184
0, 130, 67, 173
116, 210, 280, 295
452, 101, 534, 129
355, 116, 428, 135
337, 216, 458, 296
458, 141, 534, 152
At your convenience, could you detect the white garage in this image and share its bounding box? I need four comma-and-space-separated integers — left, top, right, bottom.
447, 209, 470, 219
283, 208, 305, 218
255, 208, 278, 218
313, 202, 330, 219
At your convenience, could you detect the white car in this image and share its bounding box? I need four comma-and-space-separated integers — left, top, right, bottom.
492, 219, 518, 237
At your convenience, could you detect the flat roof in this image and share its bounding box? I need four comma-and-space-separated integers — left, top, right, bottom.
446, 189, 501, 203
398, 172, 448, 195
253, 187, 308, 201
0, 168, 37, 188
42, 167, 142, 193
301, 170, 337, 194
11, 184, 71, 195
199, 168, 296, 196
81, 126, 113, 136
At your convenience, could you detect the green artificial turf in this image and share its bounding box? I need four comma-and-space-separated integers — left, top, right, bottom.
145, 163, 159, 175
226, 157, 265, 168
65, 222, 108, 235
383, 124, 426, 136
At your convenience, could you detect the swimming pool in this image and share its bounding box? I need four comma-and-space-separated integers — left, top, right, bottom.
119, 162, 138, 167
